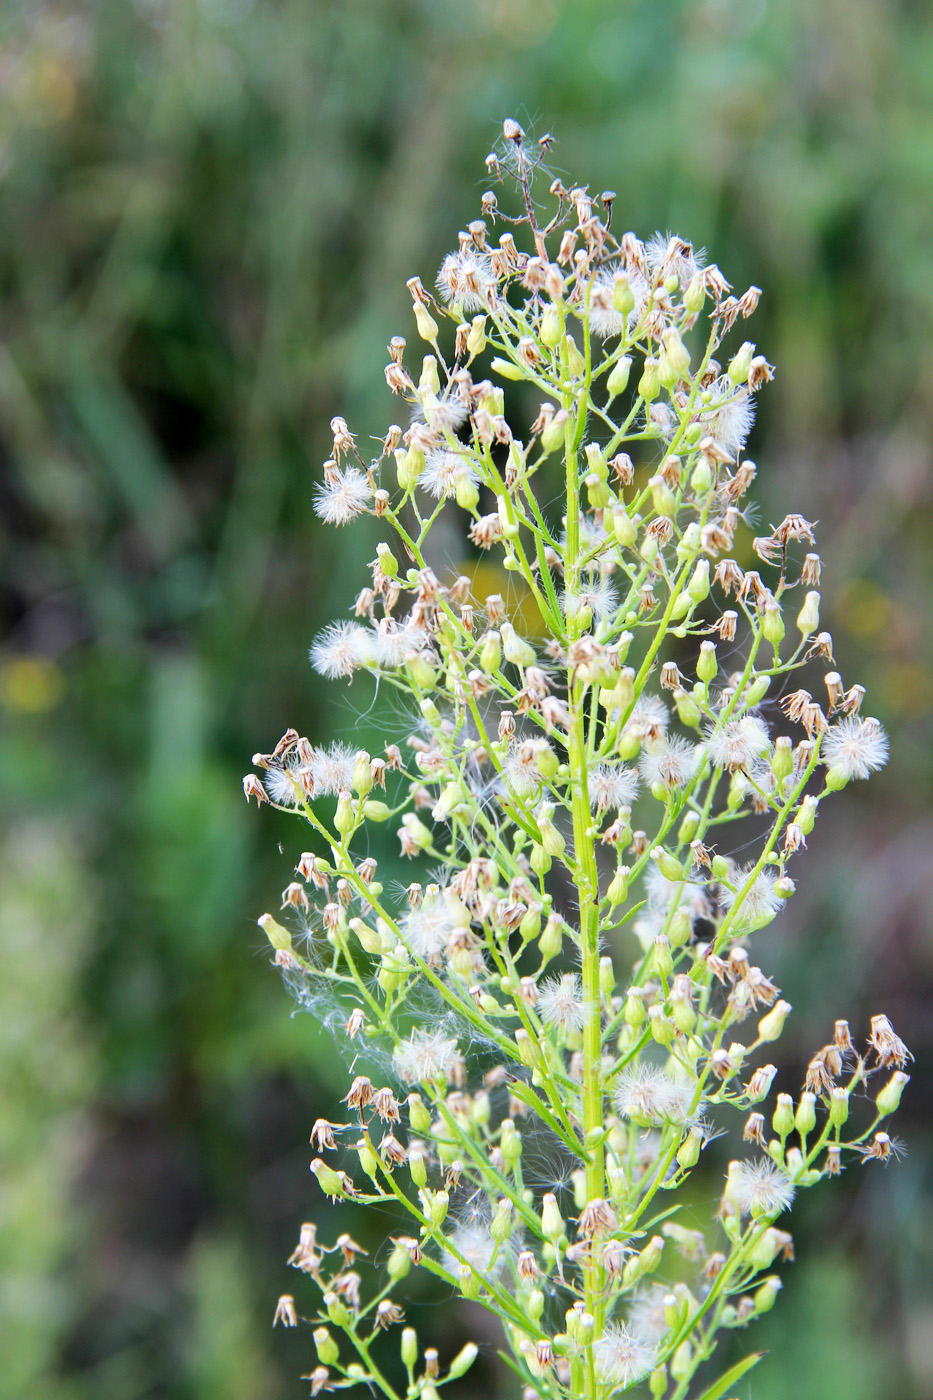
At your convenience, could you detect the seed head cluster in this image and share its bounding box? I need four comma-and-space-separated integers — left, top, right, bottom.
248, 120, 907, 1400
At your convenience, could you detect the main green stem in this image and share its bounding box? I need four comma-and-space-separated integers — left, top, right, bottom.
561, 320, 605, 1392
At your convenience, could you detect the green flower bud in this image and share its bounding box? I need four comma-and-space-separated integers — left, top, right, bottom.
624, 1235, 664, 1286
387, 1242, 411, 1281
334, 792, 355, 836
649, 474, 677, 518
754, 1276, 782, 1314
420, 355, 440, 395
539, 912, 563, 961
674, 688, 702, 728
612, 502, 638, 548
500, 1120, 522, 1164
455, 473, 479, 511
501, 621, 536, 668
652, 846, 684, 882
540, 409, 567, 455
749, 1228, 782, 1271
314, 1328, 339, 1365
480, 630, 502, 673
638, 357, 661, 401
432, 781, 464, 823
690, 453, 713, 494
530, 842, 551, 877
541, 1193, 564, 1243
406, 654, 437, 689
349, 918, 382, 955
676, 1126, 703, 1170
795, 794, 819, 835
771, 735, 793, 780
448, 1343, 479, 1380
519, 903, 542, 942
670, 1341, 693, 1383
607, 354, 633, 398
773, 1093, 794, 1138
678, 809, 700, 844
797, 591, 820, 637
612, 274, 636, 317
466, 316, 486, 357
414, 302, 438, 342
684, 274, 705, 314
515, 1028, 541, 1070
670, 590, 693, 621
527, 1289, 545, 1322
377, 540, 399, 577
458, 1264, 481, 1299
541, 304, 562, 347
696, 641, 718, 686
761, 597, 785, 650
325, 1291, 352, 1327
534, 743, 560, 783
794, 1092, 817, 1137
649, 1004, 674, 1046
686, 558, 710, 604
829, 1086, 850, 1126
710, 853, 731, 880
650, 1365, 669, 1399
491, 1198, 513, 1243
876, 1071, 909, 1117
401, 813, 432, 849
584, 441, 607, 478
744, 674, 771, 708
409, 1149, 427, 1188
407, 1093, 431, 1134
607, 864, 631, 905
669, 906, 692, 947
662, 327, 691, 381
671, 991, 696, 1036
758, 999, 792, 1043
727, 341, 754, 384
624, 986, 646, 1027
586, 473, 611, 510
565, 334, 585, 376
258, 913, 292, 953
490, 356, 526, 381
427, 1189, 449, 1229
352, 750, 374, 796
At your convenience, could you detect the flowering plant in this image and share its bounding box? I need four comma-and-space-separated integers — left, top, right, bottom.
246, 120, 909, 1400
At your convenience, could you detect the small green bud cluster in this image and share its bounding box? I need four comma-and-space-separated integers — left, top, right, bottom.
251, 120, 905, 1400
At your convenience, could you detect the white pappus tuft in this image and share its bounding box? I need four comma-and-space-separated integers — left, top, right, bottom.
313, 467, 372, 525
726, 1157, 795, 1217
821, 716, 889, 781
593, 1322, 657, 1389
436, 250, 495, 313
561, 575, 619, 624
399, 898, 468, 961
639, 734, 699, 789
310, 621, 376, 678
645, 231, 705, 287
720, 864, 783, 931
419, 449, 481, 500
615, 1064, 697, 1127
537, 973, 588, 1034
698, 377, 755, 459
589, 764, 640, 812
705, 714, 771, 772
393, 1028, 464, 1085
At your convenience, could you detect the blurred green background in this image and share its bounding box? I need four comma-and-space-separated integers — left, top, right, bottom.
1, 1, 931, 1397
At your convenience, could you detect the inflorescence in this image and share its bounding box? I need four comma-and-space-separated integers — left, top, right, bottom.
246, 119, 908, 1400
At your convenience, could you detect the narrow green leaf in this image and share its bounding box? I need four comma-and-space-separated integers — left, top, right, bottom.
695, 1351, 764, 1400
